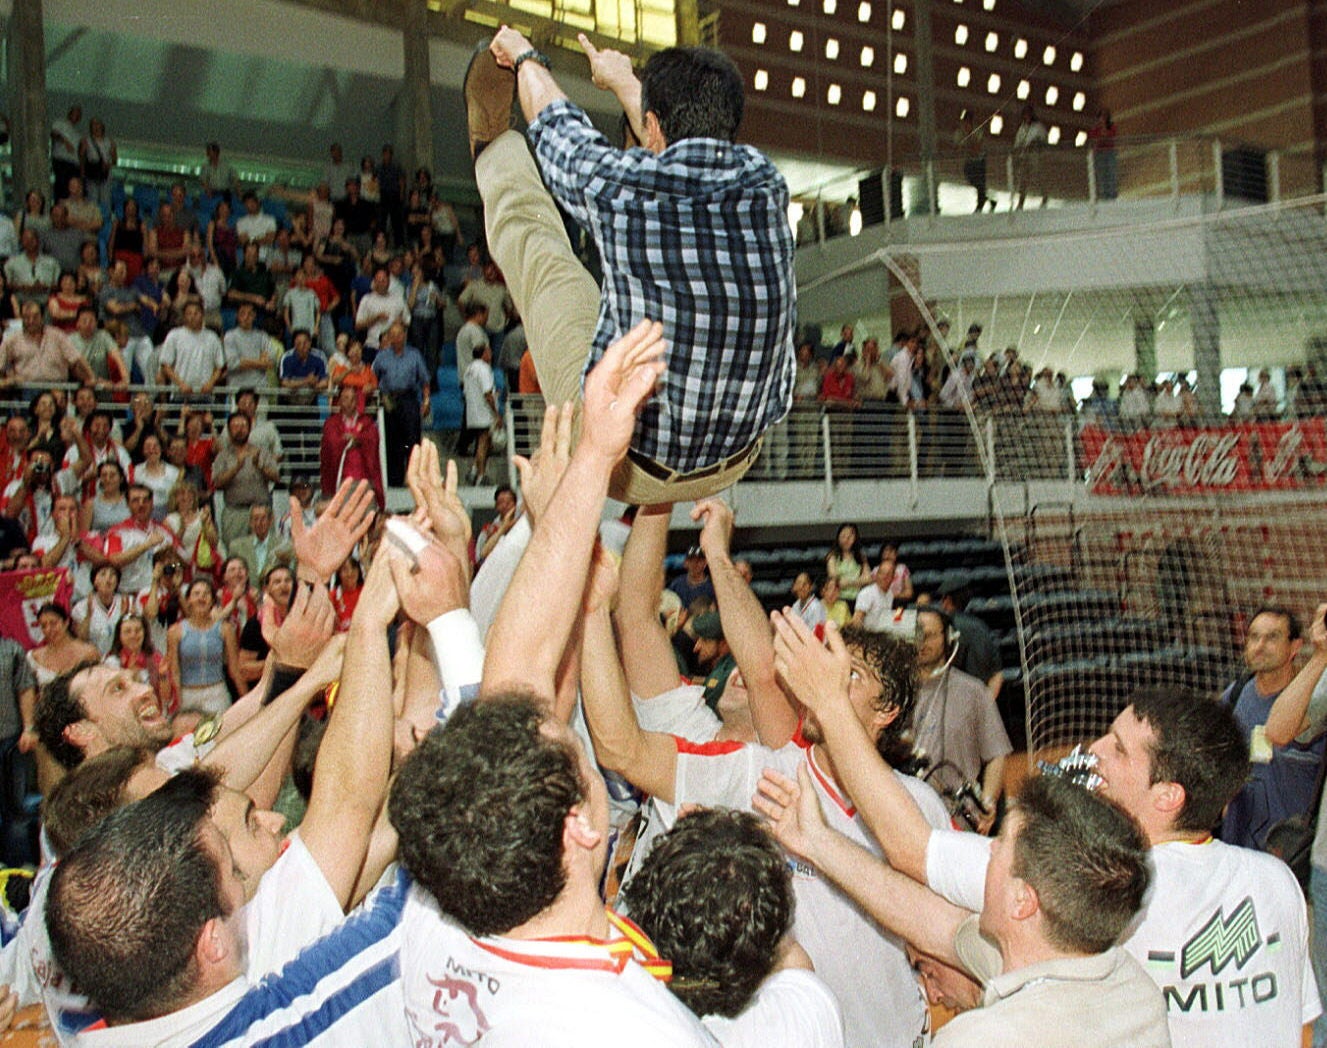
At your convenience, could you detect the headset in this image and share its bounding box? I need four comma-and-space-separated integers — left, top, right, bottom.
918, 607, 962, 677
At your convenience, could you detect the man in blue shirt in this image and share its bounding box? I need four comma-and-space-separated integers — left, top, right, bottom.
371, 321, 430, 487
279, 329, 328, 475
467, 28, 795, 504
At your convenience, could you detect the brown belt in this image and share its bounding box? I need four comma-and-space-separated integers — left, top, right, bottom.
626, 438, 761, 484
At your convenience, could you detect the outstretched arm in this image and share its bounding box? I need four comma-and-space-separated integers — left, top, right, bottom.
771, 611, 934, 883
613, 504, 684, 700
694, 498, 798, 747
755, 765, 968, 968
492, 26, 568, 124
482, 320, 666, 703
581, 548, 678, 802
578, 33, 645, 143
1267, 603, 1327, 746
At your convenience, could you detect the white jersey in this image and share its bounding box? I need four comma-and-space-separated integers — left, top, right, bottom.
77, 868, 410, 1047
703, 968, 845, 1047
926, 830, 1321, 1047
399, 878, 716, 1047
620, 684, 723, 889
41, 833, 343, 1045
675, 737, 950, 1048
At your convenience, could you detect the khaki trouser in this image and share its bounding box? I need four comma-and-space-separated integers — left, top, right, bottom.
476, 131, 755, 504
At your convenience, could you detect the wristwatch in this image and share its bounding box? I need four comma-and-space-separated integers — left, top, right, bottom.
513, 48, 551, 75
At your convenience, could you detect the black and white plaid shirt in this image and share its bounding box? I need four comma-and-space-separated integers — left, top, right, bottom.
529, 100, 796, 473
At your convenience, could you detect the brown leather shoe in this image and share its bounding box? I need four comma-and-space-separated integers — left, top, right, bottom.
465, 40, 515, 160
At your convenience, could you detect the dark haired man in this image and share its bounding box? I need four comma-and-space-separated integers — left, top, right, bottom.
1219, 605, 1322, 850
580, 601, 948, 1047
621, 808, 843, 1043
468, 27, 795, 503
775, 607, 1320, 1048
757, 767, 1166, 1046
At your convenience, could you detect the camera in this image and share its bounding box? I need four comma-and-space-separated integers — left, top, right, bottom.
163, 563, 178, 576
31, 462, 49, 475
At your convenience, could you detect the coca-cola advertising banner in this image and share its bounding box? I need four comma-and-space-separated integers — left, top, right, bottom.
1081, 419, 1327, 495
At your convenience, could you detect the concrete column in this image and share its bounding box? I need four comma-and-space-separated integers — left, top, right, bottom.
1189, 285, 1222, 417
912, 0, 938, 214
675, 0, 701, 46
402, 0, 433, 175
1133, 317, 1156, 379
7, 0, 51, 203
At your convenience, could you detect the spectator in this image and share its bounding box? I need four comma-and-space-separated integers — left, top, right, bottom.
146, 201, 192, 277
354, 265, 410, 357
461, 341, 498, 484
167, 577, 240, 716
820, 576, 851, 627
106, 199, 145, 283
329, 337, 377, 406
140, 545, 187, 653
281, 266, 321, 344
72, 563, 132, 657
325, 142, 353, 202
63, 178, 103, 236
226, 243, 277, 324
129, 434, 179, 521
457, 261, 513, 352
474, 485, 520, 567
5, 228, 61, 307
819, 352, 856, 408
46, 270, 86, 332
206, 198, 238, 277
936, 572, 1004, 698
334, 176, 377, 254
263, 226, 302, 300
0, 300, 95, 388
78, 118, 117, 211
406, 260, 444, 371
215, 555, 258, 634
1117, 373, 1151, 428
791, 571, 827, 629
877, 542, 914, 603
235, 191, 276, 248
1088, 108, 1118, 200
377, 144, 406, 246
851, 559, 902, 632
103, 483, 177, 595
162, 477, 215, 573
371, 321, 429, 487
236, 563, 293, 685
70, 306, 128, 389
200, 141, 238, 201
50, 105, 83, 201
105, 612, 169, 713
42, 204, 84, 274
276, 477, 317, 541
80, 459, 130, 533
1253, 369, 1280, 419
331, 556, 363, 632
211, 413, 280, 545
179, 410, 217, 491
4, 448, 59, 543
186, 244, 226, 327
854, 337, 889, 403
158, 301, 224, 405
1013, 104, 1048, 209
28, 602, 100, 692
227, 504, 289, 584
321, 383, 384, 508
830, 323, 855, 359
826, 522, 872, 602
223, 302, 276, 393
1151, 377, 1183, 429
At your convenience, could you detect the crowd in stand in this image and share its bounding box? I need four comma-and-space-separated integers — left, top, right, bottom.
0, 33, 1321, 1048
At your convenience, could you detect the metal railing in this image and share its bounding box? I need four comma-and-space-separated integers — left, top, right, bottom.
795, 134, 1323, 245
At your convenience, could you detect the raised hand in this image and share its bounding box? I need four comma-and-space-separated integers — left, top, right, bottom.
582, 540, 620, 615
512, 402, 573, 527
490, 25, 534, 69
385, 530, 469, 625
752, 764, 831, 863
692, 498, 734, 563
405, 440, 471, 570
264, 582, 336, 669
579, 33, 636, 93
770, 609, 852, 717
290, 479, 376, 582
580, 319, 666, 464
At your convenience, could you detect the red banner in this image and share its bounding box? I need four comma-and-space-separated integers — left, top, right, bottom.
0, 568, 73, 649
1081, 419, 1327, 496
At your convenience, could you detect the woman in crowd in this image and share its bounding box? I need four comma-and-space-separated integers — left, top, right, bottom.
366, 231, 393, 273
121, 392, 168, 464
288, 209, 314, 254
77, 240, 106, 296
108, 196, 146, 280
27, 391, 64, 463
314, 216, 358, 306
216, 555, 258, 634
79, 117, 117, 211
358, 156, 380, 206
237, 563, 293, 686
826, 522, 873, 603
80, 460, 130, 533
130, 434, 179, 521
331, 557, 363, 632
159, 266, 203, 335
73, 563, 132, 657
405, 188, 431, 248
167, 576, 240, 716
164, 479, 219, 577
15, 190, 49, 239
306, 183, 333, 245
46, 272, 86, 332
179, 411, 216, 491
207, 197, 238, 276
432, 198, 464, 261
329, 339, 377, 406
106, 612, 170, 713
877, 542, 915, 604
28, 602, 100, 689
141, 547, 187, 654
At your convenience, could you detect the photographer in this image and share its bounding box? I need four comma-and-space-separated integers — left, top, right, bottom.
2, 448, 58, 542
139, 547, 186, 654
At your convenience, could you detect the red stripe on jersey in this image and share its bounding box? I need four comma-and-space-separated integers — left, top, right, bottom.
806, 747, 856, 818
671, 735, 746, 756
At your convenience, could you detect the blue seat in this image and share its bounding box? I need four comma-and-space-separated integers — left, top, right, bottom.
439, 339, 457, 369
133, 185, 160, 218
432, 366, 463, 431
109, 181, 127, 214
262, 199, 288, 226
